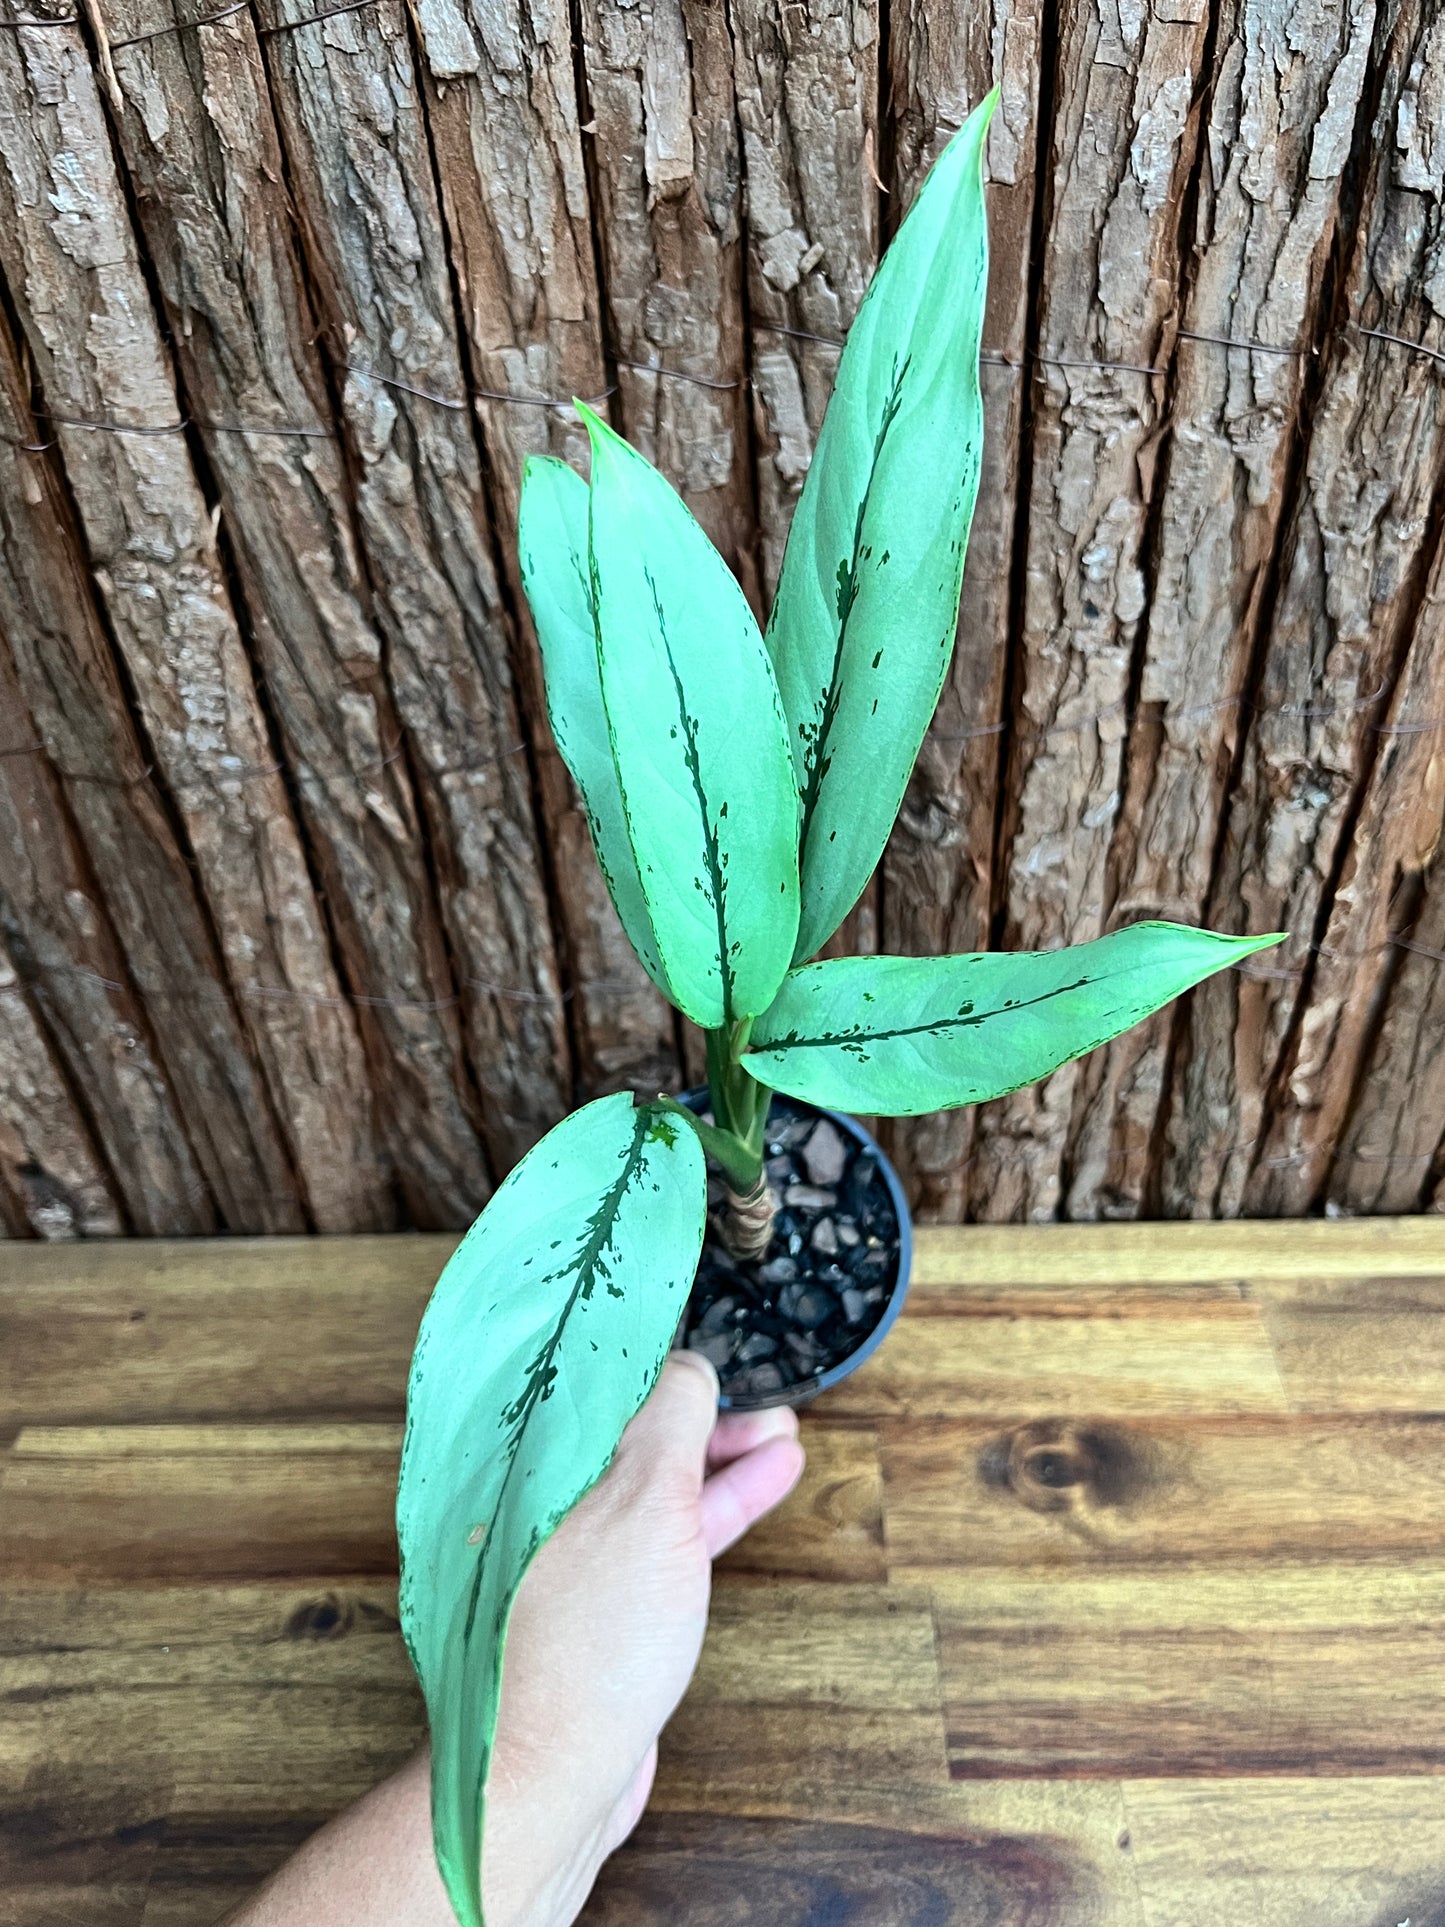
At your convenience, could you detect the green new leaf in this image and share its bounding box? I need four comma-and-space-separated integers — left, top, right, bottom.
767, 92, 996, 963
396, 1093, 706, 1927
580, 403, 800, 1029
743, 923, 1286, 1115
518, 455, 670, 998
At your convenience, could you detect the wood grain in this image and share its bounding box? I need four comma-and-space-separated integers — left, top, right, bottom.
4, 1220, 1442, 1922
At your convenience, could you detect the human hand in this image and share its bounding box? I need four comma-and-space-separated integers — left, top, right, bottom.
224, 1353, 804, 1927
481, 1350, 804, 1925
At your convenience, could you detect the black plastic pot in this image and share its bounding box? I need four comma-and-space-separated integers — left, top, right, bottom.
676, 1088, 913, 1412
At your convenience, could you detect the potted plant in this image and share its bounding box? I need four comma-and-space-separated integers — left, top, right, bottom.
395, 91, 1282, 1926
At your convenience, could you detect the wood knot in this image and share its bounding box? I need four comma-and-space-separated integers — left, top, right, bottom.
283, 1592, 353, 1641
978, 1420, 1153, 1516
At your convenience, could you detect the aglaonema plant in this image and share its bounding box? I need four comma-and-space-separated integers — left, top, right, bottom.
396, 91, 1284, 1926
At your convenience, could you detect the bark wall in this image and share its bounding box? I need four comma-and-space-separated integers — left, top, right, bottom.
0, 0, 1441, 1236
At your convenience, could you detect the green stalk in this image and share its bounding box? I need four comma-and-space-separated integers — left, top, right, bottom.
700, 1019, 778, 1261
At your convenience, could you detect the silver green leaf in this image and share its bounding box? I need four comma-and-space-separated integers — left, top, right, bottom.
580, 403, 800, 1029
518, 454, 671, 998
767, 91, 996, 963
743, 923, 1286, 1115
396, 1092, 706, 1927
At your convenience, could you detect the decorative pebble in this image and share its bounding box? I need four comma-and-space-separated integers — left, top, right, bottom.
785, 1184, 837, 1211
841, 1286, 867, 1324
699, 1295, 737, 1336
801, 1119, 848, 1187
760, 1256, 798, 1287
811, 1217, 839, 1256
736, 1332, 778, 1363
740, 1362, 786, 1396
779, 1281, 833, 1329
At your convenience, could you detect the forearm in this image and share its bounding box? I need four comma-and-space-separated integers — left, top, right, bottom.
220, 1751, 455, 1927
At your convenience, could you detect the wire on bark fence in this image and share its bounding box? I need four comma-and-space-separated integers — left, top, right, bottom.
6, 310, 1440, 452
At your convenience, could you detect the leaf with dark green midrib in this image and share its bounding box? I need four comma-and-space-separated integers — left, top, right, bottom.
455, 1107, 650, 1650
743, 924, 1287, 1116
762, 976, 1093, 1055
396, 1093, 705, 1927
579, 403, 798, 1026
517, 456, 670, 996
796, 356, 911, 871
765, 95, 995, 963
648, 568, 736, 1024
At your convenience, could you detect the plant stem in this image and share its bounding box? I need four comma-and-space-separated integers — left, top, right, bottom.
704, 1022, 778, 1260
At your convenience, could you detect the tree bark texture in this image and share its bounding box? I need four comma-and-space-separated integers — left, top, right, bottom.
410, 0, 686, 1099
881, 0, 1041, 1221
0, 306, 313, 1235
1328, 841, 1445, 1214
95, 0, 504, 1225
968, 0, 1212, 1223
1, 0, 1443, 1234
1164, 0, 1445, 1220
1066, 0, 1377, 1222
0, 8, 392, 1232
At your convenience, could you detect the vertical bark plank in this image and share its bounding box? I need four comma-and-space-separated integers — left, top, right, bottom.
98, 0, 492, 1226
728, 0, 881, 971
1065, 0, 1376, 1220
881, 0, 1042, 1219
1327, 865, 1445, 1217
729, 0, 879, 598
251, 0, 611, 1140
1163, 0, 1445, 1217
968, 0, 1210, 1222
0, 329, 298, 1236
576, 0, 758, 598
405, 0, 680, 1098
0, 638, 210, 1234
1249, 535, 1445, 1211
0, 9, 385, 1233
0, 943, 122, 1239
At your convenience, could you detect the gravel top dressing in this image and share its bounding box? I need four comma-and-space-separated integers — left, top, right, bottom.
679, 1096, 901, 1404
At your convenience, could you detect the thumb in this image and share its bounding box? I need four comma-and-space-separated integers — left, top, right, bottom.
613, 1350, 719, 1500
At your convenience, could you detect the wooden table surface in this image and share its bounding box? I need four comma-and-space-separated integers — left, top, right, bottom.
3, 1218, 1445, 1926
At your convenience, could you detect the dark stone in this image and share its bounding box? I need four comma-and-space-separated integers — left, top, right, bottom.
779, 1281, 833, 1329
739, 1362, 786, 1396
688, 1331, 735, 1371
736, 1332, 778, 1364
759, 1256, 798, 1287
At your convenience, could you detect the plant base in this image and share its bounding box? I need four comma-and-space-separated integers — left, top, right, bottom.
677, 1092, 913, 1411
